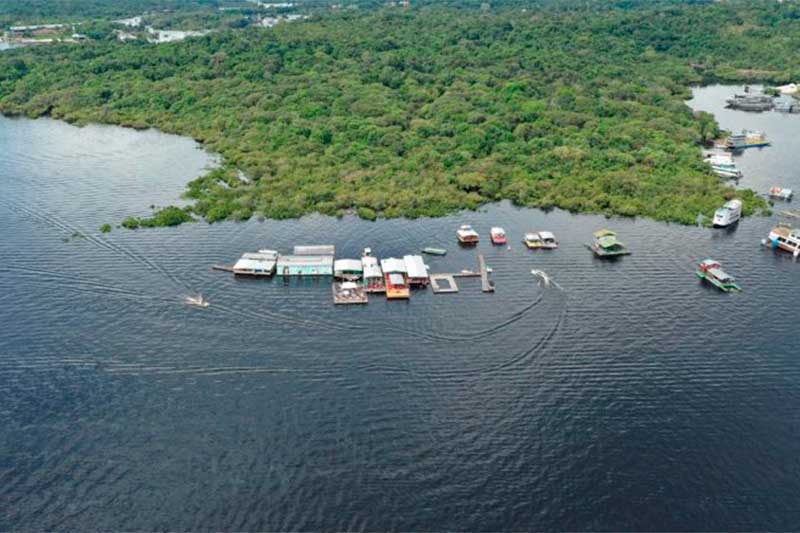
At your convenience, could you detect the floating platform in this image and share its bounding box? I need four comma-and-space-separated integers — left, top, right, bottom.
332, 281, 368, 305
430, 274, 458, 293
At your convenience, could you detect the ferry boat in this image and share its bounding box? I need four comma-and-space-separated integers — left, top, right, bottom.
588, 229, 630, 258
725, 130, 769, 150
696, 259, 741, 292
765, 225, 800, 258
704, 154, 743, 179
712, 199, 742, 227
490, 227, 507, 245
725, 93, 774, 112
768, 187, 793, 200
524, 231, 558, 249
456, 224, 479, 245
362, 250, 385, 293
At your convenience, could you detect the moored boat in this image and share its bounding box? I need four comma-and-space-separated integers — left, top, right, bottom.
490, 227, 507, 245
764, 225, 800, 258
768, 187, 794, 200
704, 153, 743, 179
712, 199, 742, 227
696, 259, 741, 292
524, 231, 558, 249
456, 224, 479, 245
725, 130, 769, 150
587, 229, 630, 258
725, 92, 774, 112
421, 247, 447, 256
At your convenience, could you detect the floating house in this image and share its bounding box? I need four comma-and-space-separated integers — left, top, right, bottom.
381, 257, 410, 299
277, 255, 334, 276
362, 255, 385, 293
403, 255, 430, 286
232, 250, 278, 276
293, 245, 335, 256
334, 259, 363, 280
332, 281, 368, 305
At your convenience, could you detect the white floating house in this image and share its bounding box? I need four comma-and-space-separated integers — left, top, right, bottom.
334, 259, 363, 280
380, 257, 407, 274
362, 255, 385, 293
403, 255, 430, 286
293, 245, 335, 256
232, 250, 278, 276
277, 255, 334, 276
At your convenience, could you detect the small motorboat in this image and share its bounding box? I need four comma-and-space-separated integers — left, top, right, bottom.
422, 247, 447, 256
696, 259, 741, 292
768, 187, 794, 200
490, 227, 507, 245
185, 294, 209, 308
525, 231, 558, 249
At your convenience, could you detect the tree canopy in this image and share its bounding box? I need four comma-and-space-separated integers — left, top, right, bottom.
3, 1, 797, 225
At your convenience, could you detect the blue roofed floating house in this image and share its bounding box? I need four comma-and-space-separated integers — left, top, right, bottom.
277, 255, 334, 276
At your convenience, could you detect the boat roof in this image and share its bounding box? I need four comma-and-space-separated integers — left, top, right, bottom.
362, 255, 379, 267
403, 255, 428, 278
234, 251, 278, 270
490, 227, 505, 233
381, 257, 407, 273
723, 199, 742, 209
594, 229, 616, 238
539, 231, 556, 240
597, 235, 623, 249
334, 259, 363, 272
276, 255, 334, 267
388, 272, 405, 285
700, 259, 721, 267
525, 232, 542, 240
363, 262, 382, 278
293, 244, 335, 256
708, 268, 732, 281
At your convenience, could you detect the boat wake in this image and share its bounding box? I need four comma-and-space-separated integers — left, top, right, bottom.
530, 269, 562, 290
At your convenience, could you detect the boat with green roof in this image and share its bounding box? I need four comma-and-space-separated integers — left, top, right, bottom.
696, 259, 741, 292
587, 229, 631, 258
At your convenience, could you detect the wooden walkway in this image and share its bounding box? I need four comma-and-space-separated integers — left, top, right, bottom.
478, 254, 494, 292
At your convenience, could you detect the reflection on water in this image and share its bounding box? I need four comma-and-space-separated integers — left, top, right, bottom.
1, 88, 800, 531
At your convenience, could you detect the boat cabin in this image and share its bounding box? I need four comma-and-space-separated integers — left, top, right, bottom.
457, 225, 479, 244
539, 231, 558, 248
590, 229, 630, 257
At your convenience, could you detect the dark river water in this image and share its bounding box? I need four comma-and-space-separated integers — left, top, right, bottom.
2, 85, 800, 531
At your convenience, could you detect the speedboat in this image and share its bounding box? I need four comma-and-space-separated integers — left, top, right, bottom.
490, 227, 507, 245
696, 259, 741, 292
185, 294, 209, 308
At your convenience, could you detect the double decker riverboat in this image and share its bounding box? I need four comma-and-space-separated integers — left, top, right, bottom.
696, 259, 741, 292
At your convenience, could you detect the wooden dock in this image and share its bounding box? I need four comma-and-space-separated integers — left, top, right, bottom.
430, 274, 458, 293
478, 254, 494, 292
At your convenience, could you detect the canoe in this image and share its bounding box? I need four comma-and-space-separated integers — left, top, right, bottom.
422, 247, 447, 256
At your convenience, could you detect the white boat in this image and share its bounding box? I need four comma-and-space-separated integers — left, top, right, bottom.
490, 227, 507, 244
184, 294, 209, 308
538, 231, 559, 249
457, 224, 479, 244
704, 154, 743, 179
765, 225, 800, 259
713, 199, 742, 227
768, 187, 793, 200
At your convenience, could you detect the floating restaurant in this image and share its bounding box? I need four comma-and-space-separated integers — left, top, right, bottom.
277, 254, 334, 276
334, 259, 363, 280
232, 250, 278, 276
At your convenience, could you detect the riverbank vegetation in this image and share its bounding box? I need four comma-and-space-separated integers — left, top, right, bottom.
3, 1, 798, 225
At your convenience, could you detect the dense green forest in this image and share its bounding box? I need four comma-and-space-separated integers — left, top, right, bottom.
3, 1, 798, 225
